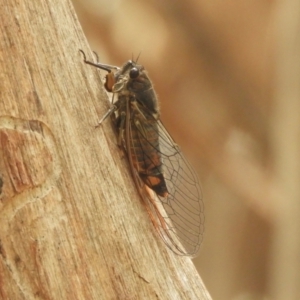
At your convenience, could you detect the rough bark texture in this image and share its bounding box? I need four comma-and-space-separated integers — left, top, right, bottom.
0, 0, 211, 299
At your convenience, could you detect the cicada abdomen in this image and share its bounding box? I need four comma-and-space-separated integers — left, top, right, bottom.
127, 102, 169, 198
80, 50, 204, 256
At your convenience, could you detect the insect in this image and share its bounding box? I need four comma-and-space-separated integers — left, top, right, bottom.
80, 50, 204, 256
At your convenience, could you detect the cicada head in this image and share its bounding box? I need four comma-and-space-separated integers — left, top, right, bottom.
116, 61, 150, 91
103, 60, 149, 93
113, 61, 159, 114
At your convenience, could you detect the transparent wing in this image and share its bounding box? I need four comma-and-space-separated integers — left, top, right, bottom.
128, 116, 204, 256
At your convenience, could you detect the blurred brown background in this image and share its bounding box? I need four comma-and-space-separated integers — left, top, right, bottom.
71, 0, 300, 299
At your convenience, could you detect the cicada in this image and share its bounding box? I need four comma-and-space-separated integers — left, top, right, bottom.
80, 50, 204, 256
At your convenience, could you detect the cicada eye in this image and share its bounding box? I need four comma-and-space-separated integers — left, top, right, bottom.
129, 67, 139, 79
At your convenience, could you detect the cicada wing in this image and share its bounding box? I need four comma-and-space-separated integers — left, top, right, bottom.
127, 114, 204, 256
156, 121, 204, 255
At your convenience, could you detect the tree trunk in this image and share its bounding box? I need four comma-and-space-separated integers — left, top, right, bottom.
0, 0, 211, 299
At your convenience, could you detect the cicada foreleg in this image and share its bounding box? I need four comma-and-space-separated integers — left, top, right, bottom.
95, 105, 117, 128
95, 84, 122, 127
79, 50, 120, 73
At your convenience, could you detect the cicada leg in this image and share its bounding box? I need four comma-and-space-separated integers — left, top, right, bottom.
95, 105, 117, 128
79, 50, 120, 73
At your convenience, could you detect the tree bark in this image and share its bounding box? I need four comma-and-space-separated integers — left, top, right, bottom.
0, 0, 211, 299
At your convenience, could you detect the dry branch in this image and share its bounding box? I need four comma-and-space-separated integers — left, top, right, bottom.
0, 0, 211, 299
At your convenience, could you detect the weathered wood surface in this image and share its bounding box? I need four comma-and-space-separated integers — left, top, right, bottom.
0, 0, 211, 299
